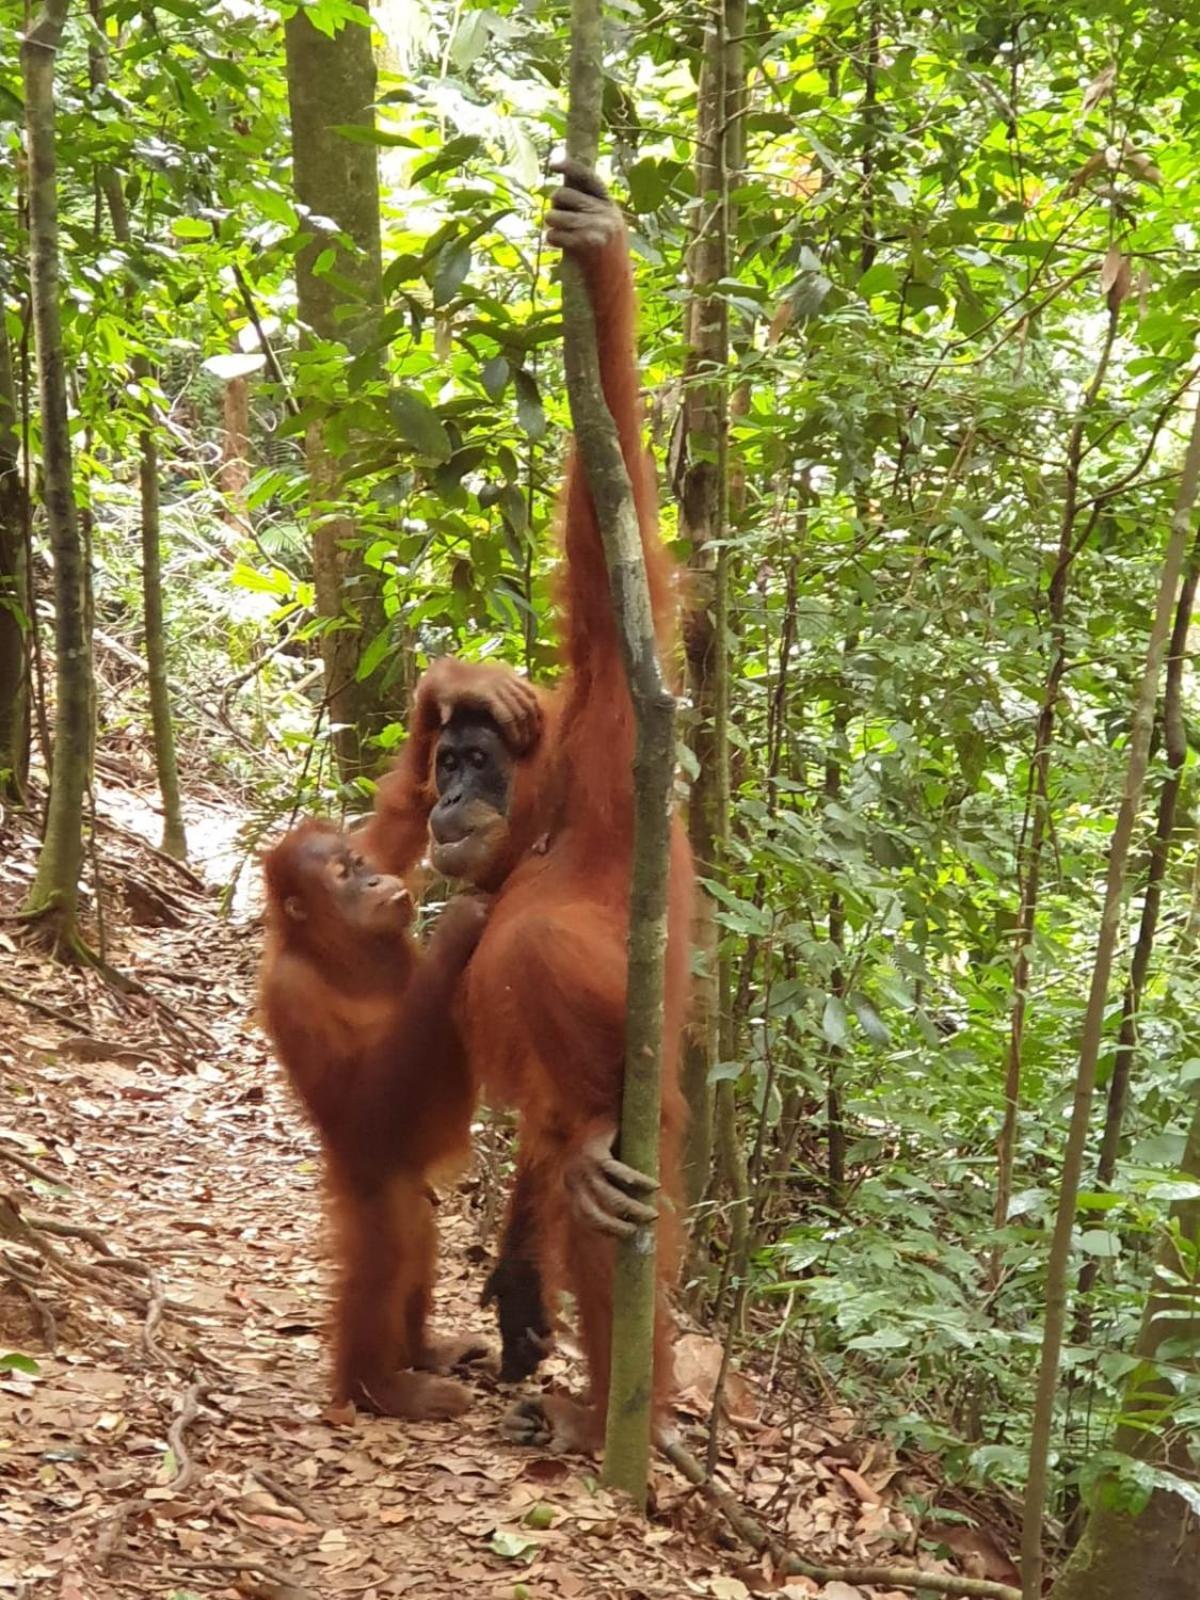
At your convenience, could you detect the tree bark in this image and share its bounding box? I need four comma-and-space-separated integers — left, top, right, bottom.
1074, 532, 1200, 1329
1050, 1092, 1200, 1600
0, 306, 30, 801
560, 0, 676, 1510
98, 165, 188, 862
218, 370, 252, 536
994, 307, 1120, 1253
138, 423, 187, 860
21, 0, 93, 946
677, 2, 730, 1215
1020, 379, 1200, 1600
284, 5, 390, 780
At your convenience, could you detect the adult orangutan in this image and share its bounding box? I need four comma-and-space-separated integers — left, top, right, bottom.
362, 162, 693, 1452
259, 820, 489, 1420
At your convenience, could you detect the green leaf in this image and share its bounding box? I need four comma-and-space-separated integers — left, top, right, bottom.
0, 1352, 38, 1374
850, 993, 889, 1047
450, 9, 492, 72
432, 241, 472, 307
822, 995, 849, 1048
356, 626, 394, 682
389, 390, 453, 462
412, 135, 483, 185
858, 263, 900, 297
481, 355, 510, 399
513, 369, 545, 440
489, 1529, 540, 1562
331, 123, 418, 147
846, 1327, 908, 1351
230, 562, 290, 596
1078, 1230, 1120, 1258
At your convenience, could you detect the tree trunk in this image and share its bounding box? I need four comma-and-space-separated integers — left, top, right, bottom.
994, 307, 1120, 1253
284, 6, 390, 780
677, 2, 729, 1214
1021, 378, 1200, 1600
558, 0, 676, 1508
96, 159, 188, 861
218, 370, 252, 536
1050, 1092, 1200, 1600
21, 0, 93, 947
0, 306, 30, 801
138, 419, 187, 860
1075, 534, 1199, 1328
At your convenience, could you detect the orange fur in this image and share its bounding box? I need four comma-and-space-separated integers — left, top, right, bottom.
366, 177, 693, 1449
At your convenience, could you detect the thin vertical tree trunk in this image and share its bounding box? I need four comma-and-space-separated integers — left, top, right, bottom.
679, 0, 749, 1291
677, 3, 730, 1213
1021, 379, 1200, 1600
138, 423, 187, 860
994, 306, 1120, 1249
558, 0, 676, 1508
0, 309, 30, 801
1074, 533, 1200, 1330
97, 158, 188, 862
1050, 1091, 1200, 1600
218, 371, 252, 536
21, 0, 93, 947
284, 7, 390, 781
823, 688, 851, 1204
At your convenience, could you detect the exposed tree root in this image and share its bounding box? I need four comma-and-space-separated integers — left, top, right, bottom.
0, 978, 93, 1033
664, 1439, 1022, 1600
0, 1195, 196, 1350
165, 1380, 210, 1493
0, 1140, 71, 1186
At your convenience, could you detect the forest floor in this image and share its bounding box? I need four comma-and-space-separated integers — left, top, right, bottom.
0, 760, 1011, 1600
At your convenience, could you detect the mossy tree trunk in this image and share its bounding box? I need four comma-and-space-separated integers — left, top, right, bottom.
0, 306, 30, 802
284, 7, 392, 781
21, 0, 93, 947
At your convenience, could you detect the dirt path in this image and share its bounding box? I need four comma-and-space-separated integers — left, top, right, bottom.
0, 789, 982, 1600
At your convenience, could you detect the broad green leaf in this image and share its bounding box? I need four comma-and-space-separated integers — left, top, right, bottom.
513, 369, 545, 440
388, 391, 453, 462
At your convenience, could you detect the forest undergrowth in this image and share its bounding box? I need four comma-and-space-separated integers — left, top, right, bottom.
0, 739, 1020, 1600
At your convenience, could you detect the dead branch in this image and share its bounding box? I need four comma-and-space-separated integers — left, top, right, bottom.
664, 1439, 1021, 1600
7, 1271, 58, 1347
0, 978, 94, 1033
166, 1380, 209, 1493
248, 1466, 327, 1526
0, 1140, 68, 1187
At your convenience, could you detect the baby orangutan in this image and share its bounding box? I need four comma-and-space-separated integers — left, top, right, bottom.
259, 820, 487, 1419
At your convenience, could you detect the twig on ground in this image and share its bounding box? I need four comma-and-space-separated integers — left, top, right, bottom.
6, 1269, 58, 1348
249, 1465, 328, 1526
169, 1553, 310, 1586
0, 1141, 69, 1187
1, 1198, 198, 1330
0, 979, 93, 1033
663, 1438, 1022, 1600
95, 1499, 147, 1574
166, 1380, 210, 1493
143, 1273, 166, 1361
